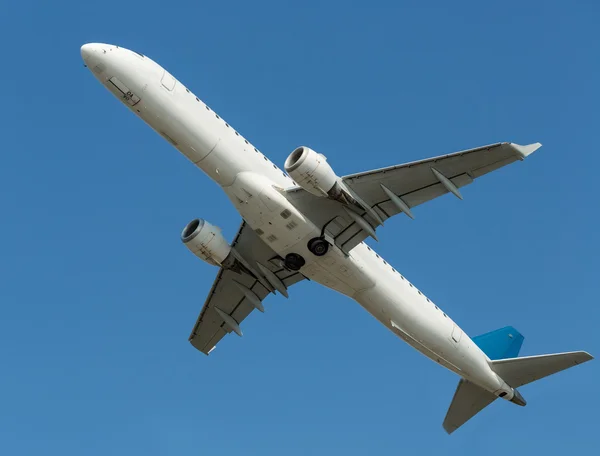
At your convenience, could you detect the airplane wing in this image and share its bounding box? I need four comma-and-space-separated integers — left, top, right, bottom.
285, 142, 541, 253
188, 221, 306, 355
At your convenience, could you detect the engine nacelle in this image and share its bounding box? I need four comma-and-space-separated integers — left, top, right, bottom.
284, 146, 340, 197
181, 218, 231, 266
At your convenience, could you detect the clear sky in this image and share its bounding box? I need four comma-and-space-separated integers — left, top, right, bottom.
1, 1, 598, 454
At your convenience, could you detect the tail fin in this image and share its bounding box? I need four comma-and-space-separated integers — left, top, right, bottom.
472, 326, 524, 360
443, 379, 497, 434
490, 351, 593, 388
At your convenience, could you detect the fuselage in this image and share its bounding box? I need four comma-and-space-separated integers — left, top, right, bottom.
81, 43, 518, 402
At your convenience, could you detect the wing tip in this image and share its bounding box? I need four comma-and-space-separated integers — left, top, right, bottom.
510, 142, 542, 159
442, 421, 457, 435
189, 336, 213, 356
576, 351, 594, 362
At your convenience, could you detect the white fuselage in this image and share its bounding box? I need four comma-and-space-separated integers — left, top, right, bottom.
82, 44, 517, 402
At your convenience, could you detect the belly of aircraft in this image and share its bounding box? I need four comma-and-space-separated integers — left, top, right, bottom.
223, 172, 376, 297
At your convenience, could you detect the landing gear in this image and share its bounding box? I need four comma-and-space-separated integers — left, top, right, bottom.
307, 237, 329, 256
284, 253, 306, 271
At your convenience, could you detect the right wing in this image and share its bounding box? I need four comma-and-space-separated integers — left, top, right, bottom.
188, 221, 305, 355
285, 142, 541, 254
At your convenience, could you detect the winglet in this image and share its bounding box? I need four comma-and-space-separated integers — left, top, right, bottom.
510, 142, 542, 160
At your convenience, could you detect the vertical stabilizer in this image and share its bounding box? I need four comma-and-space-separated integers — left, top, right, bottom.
472, 326, 524, 360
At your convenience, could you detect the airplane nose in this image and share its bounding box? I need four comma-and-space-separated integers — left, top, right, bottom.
81, 43, 113, 66
80, 43, 96, 63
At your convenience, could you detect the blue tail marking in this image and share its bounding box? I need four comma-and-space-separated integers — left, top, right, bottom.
472, 326, 524, 360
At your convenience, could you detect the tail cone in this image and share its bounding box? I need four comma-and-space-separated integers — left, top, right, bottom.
510, 388, 527, 407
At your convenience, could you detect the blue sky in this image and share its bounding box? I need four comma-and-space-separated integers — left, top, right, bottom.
1, 1, 598, 454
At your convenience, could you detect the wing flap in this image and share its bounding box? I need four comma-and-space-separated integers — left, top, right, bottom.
378, 173, 474, 217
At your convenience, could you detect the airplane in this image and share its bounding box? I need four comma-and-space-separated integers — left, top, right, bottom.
81, 43, 593, 434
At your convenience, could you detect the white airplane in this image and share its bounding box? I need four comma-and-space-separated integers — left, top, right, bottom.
81, 43, 592, 433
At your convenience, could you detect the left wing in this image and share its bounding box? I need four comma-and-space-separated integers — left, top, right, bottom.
285, 142, 541, 253
188, 221, 305, 355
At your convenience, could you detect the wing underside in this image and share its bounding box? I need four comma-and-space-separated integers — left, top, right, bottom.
188, 221, 305, 355
285, 142, 541, 253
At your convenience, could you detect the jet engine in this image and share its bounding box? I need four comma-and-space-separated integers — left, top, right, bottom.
284, 146, 358, 206
181, 218, 232, 266
284, 146, 340, 197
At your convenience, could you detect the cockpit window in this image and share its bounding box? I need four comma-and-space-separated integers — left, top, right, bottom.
134, 51, 144, 58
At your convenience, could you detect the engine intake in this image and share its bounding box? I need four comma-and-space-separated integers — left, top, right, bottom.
284, 146, 339, 197
181, 218, 232, 266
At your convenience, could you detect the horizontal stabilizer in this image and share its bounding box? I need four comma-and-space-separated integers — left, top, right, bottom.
443, 379, 497, 434
491, 351, 593, 388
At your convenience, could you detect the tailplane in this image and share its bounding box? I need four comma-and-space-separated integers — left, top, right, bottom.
443, 325, 593, 434
443, 379, 497, 434
490, 351, 593, 388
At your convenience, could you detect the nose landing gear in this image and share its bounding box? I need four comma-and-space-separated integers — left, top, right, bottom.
284, 253, 306, 271
307, 237, 329, 256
